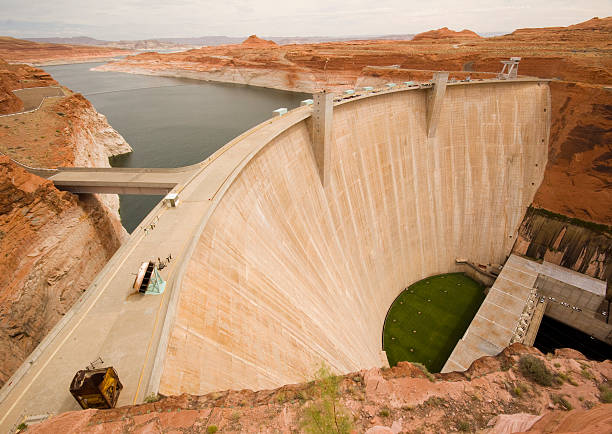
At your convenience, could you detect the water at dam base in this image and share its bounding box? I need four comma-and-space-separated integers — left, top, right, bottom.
44, 62, 308, 231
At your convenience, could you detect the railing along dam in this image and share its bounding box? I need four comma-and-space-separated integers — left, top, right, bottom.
0, 77, 550, 429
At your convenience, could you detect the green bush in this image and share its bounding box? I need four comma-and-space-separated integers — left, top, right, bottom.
143, 393, 161, 403
16, 423, 27, 432
379, 407, 390, 417
412, 362, 435, 382
551, 394, 573, 410
519, 355, 553, 386
581, 367, 594, 380
300, 365, 353, 434
206, 426, 218, 433
457, 420, 470, 432
599, 383, 612, 403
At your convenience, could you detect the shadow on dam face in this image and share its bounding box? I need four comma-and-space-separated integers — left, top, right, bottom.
158, 81, 551, 396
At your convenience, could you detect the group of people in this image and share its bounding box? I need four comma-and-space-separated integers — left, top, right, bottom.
157, 253, 173, 270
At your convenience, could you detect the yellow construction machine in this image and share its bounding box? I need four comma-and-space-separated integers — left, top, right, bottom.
69, 366, 123, 409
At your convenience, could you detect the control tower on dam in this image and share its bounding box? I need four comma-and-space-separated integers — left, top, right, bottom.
0, 77, 550, 429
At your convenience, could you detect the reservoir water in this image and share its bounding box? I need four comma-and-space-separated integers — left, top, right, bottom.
44, 62, 308, 232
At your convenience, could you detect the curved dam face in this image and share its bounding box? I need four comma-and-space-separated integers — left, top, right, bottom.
159, 81, 550, 396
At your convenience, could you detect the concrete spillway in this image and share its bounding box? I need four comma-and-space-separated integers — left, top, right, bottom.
0, 78, 550, 429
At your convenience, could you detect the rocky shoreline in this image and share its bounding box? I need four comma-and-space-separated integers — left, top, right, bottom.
0, 58, 132, 386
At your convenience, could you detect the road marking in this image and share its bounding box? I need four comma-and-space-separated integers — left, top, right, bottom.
131, 235, 193, 404
0, 208, 166, 426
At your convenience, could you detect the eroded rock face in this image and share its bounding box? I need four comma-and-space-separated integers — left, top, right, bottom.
411, 27, 482, 41
534, 81, 612, 225
27, 344, 612, 433
0, 158, 124, 385
0, 57, 57, 114
0, 60, 131, 386
241, 35, 278, 47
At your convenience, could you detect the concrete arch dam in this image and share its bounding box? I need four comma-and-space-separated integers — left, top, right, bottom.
0, 78, 550, 428
159, 79, 550, 395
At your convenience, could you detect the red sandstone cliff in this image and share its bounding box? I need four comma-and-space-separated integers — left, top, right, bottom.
0, 36, 132, 65
25, 344, 612, 433
411, 27, 481, 41
0, 59, 132, 386
534, 81, 611, 224
0, 158, 125, 385
0, 57, 56, 114
241, 35, 278, 47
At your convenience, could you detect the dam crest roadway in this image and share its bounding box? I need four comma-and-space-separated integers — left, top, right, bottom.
0, 76, 551, 431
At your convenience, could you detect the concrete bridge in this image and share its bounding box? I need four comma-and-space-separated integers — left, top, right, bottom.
0, 76, 552, 431
47, 167, 196, 195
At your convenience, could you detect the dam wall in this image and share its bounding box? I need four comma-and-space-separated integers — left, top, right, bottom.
158, 80, 550, 396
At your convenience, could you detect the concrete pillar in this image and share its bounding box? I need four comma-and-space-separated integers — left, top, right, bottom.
426, 72, 449, 138
312, 91, 334, 186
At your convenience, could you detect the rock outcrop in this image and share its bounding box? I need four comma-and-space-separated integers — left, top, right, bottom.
0, 36, 132, 65
0, 158, 124, 385
533, 81, 611, 225
0, 59, 132, 386
411, 27, 482, 41
26, 344, 612, 433
241, 35, 278, 47
0, 57, 56, 114
513, 207, 611, 282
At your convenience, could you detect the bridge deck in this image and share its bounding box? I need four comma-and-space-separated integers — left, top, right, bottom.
48, 168, 195, 195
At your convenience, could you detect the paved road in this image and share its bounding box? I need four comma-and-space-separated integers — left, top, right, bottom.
0, 104, 311, 432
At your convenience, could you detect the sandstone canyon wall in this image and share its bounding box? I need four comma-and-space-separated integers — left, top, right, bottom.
0, 59, 132, 386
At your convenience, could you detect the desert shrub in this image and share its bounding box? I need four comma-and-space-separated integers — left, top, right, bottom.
379, 407, 390, 417
457, 420, 470, 432
551, 394, 573, 410
556, 372, 578, 386
296, 390, 307, 402
300, 365, 353, 434
206, 426, 218, 433
16, 423, 27, 432
423, 396, 445, 407
519, 355, 553, 386
599, 383, 612, 403
500, 357, 513, 371
509, 381, 529, 398
144, 393, 161, 403
412, 362, 435, 382
580, 367, 594, 380
275, 391, 287, 404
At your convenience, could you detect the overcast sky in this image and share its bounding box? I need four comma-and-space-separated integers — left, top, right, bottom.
0, 0, 610, 40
